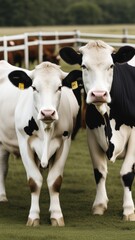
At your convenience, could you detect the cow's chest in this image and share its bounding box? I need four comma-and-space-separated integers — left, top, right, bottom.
86, 105, 132, 162
29, 133, 62, 161
92, 120, 131, 162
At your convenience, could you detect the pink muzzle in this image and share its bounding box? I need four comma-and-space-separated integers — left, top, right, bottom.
40, 109, 56, 122
91, 91, 108, 103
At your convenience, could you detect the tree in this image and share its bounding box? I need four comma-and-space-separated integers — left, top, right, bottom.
0, 0, 135, 26
66, 2, 103, 25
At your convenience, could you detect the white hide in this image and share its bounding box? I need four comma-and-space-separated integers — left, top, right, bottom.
0, 60, 79, 226
79, 40, 114, 115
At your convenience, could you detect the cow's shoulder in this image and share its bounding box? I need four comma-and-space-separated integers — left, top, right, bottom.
110, 63, 135, 129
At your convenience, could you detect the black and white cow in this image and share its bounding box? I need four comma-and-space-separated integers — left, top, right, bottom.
0, 60, 80, 226
59, 40, 135, 221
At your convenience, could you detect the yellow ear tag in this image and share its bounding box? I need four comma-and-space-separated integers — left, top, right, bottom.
18, 83, 24, 90
71, 81, 78, 90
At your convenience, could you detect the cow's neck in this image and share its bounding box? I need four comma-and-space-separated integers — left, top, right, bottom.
40, 123, 54, 168
95, 103, 110, 116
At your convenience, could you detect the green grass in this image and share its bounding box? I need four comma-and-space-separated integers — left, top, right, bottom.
1, 24, 135, 35
1, 25, 135, 239
1, 129, 135, 239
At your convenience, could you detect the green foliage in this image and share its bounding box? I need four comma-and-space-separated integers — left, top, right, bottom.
0, 130, 135, 239
66, 2, 103, 25
0, 0, 135, 26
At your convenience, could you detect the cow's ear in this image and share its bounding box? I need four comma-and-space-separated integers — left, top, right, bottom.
112, 46, 135, 63
8, 70, 32, 89
62, 70, 82, 89
59, 47, 82, 65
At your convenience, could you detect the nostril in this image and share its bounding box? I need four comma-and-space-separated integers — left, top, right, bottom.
41, 110, 55, 118
41, 110, 45, 116
92, 91, 107, 98
51, 110, 55, 116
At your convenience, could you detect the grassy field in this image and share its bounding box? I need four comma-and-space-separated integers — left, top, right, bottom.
0, 130, 135, 240
0, 25, 135, 239
1, 24, 135, 36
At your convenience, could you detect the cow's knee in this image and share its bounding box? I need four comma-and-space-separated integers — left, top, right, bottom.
121, 164, 135, 190
120, 164, 135, 220
92, 168, 108, 215
47, 175, 63, 193
28, 175, 43, 193
94, 168, 103, 184
47, 174, 64, 226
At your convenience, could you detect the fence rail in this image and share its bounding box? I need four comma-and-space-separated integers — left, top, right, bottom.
0, 30, 135, 69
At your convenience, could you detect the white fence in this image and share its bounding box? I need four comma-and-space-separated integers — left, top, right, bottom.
1, 30, 135, 69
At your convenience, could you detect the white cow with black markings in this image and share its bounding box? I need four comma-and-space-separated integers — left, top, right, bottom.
0, 60, 80, 226
60, 40, 135, 221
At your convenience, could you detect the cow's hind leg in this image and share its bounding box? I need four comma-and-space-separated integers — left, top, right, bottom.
120, 130, 135, 221
120, 162, 135, 219
120, 163, 135, 221
0, 144, 9, 202
47, 139, 71, 226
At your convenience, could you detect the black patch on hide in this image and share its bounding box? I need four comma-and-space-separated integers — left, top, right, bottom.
86, 104, 104, 129
94, 168, 103, 185
24, 117, 39, 136
122, 171, 135, 191
110, 63, 135, 130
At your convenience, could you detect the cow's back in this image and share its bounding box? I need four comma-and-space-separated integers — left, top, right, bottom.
0, 61, 31, 153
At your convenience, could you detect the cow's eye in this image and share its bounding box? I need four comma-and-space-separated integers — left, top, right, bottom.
107, 64, 114, 71
81, 64, 87, 70
110, 64, 114, 69
57, 85, 62, 91
32, 86, 37, 92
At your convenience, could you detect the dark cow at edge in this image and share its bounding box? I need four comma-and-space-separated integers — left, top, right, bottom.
59, 40, 135, 221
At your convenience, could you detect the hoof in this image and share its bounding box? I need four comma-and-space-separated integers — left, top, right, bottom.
26, 218, 40, 227
0, 194, 8, 202
51, 217, 65, 227
123, 213, 135, 221
92, 204, 107, 215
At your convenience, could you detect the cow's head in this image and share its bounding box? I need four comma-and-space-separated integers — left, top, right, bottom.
60, 40, 135, 114
8, 62, 81, 125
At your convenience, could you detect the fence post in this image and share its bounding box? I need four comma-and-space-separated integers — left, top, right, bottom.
38, 32, 43, 63
54, 31, 59, 54
122, 28, 128, 43
74, 30, 81, 49
24, 33, 29, 69
3, 36, 8, 61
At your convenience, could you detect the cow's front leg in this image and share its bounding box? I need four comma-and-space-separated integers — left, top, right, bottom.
87, 129, 108, 215
0, 145, 9, 202
47, 138, 71, 226
92, 165, 108, 215
26, 171, 43, 227
17, 137, 43, 226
